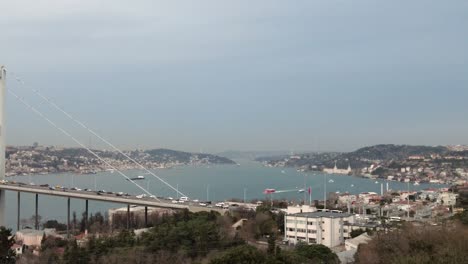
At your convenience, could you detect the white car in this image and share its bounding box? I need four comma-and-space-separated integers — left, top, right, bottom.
149, 195, 156, 199
215, 202, 225, 207
199, 203, 207, 207
193, 199, 199, 203
136, 194, 144, 199
179, 196, 189, 202
171, 200, 179, 204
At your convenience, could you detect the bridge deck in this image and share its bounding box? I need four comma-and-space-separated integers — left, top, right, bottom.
0, 184, 225, 214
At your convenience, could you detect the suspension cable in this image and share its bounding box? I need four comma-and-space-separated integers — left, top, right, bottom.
10, 72, 189, 198
7, 88, 159, 200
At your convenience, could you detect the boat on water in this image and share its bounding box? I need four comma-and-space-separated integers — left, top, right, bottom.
414, 181, 420, 186
127, 175, 145, 181
328, 179, 335, 183
281, 170, 286, 174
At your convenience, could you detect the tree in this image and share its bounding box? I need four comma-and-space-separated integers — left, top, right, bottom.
210, 245, 266, 264
0, 227, 16, 263
63, 240, 90, 264
355, 223, 468, 264
350, 229, 366, 238
43, 220, 67, 231
267, 233, 276, 255
295, 244, 340, 264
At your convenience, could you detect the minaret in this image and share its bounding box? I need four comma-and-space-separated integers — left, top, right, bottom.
0, 66, 6, 227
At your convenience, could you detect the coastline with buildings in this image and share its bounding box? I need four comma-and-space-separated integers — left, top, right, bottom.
5, 145, 236, 177
257, 144, 468, 186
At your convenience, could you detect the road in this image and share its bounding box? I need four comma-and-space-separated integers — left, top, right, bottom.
0, 181, 226, 214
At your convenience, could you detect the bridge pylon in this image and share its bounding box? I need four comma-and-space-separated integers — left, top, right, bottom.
0, 66, 6, 227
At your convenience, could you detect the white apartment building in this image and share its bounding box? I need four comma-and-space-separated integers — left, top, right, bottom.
284, 211, 357, 248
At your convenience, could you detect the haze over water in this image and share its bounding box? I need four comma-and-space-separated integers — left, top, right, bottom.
5, 159, 445, 229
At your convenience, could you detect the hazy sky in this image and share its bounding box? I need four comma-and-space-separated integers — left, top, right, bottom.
1, 0, 468, 153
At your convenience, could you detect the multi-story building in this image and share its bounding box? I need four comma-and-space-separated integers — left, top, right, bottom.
284, 211, 357, 248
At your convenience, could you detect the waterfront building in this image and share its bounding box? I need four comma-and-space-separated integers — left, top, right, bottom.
323, 162, 352, 175
284, 211, 359, 248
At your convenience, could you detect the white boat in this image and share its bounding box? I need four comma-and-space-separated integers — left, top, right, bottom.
137, 175, 145, 179
375, 181, 379, 184
414, 181, 420, 186
350, 184, 354, 187
281, 170, 286, 174
328, 179, 335, 183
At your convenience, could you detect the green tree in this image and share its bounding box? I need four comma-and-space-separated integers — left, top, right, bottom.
267, 233, 276, 255
210, 245, 266, 264
295, 244, 340, 264
350, 228, 366, 238
0, 227, 15, 264
63, 240, 90, 264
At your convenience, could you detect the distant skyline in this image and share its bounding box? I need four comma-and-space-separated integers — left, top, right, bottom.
1, 1, 468, 153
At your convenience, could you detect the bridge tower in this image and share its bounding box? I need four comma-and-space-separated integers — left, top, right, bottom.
0, 66, 6, 227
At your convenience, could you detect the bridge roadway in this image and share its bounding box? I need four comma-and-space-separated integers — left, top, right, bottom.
0, 182, 226, 235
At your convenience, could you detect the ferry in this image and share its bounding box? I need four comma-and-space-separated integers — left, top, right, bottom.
127, 175, 145, 181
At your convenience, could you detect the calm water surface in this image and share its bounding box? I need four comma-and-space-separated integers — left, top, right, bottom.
5, 159, 445, 229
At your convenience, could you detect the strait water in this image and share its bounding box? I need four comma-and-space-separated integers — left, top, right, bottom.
4, 159, 445, 230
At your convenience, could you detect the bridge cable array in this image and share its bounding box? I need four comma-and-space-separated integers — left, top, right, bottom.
9, 72, 189, 199
7, 87, 159, 200
11, 73, 188, 197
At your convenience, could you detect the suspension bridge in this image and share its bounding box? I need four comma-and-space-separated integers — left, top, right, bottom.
0, 65, 226, 236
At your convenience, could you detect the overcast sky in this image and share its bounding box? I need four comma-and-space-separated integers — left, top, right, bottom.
1, 0, 468, 153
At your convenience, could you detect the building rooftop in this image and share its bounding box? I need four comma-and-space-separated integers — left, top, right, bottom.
345, 233, 372, 247
291, 211, 353, 218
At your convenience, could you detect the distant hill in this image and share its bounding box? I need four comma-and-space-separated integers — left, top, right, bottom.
6, 146, 236, 176
257, 144, 451, 170
143, 148, 236, 164
342, 144, 448, 161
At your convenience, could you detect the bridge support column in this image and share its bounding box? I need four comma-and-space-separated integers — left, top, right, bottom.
127, 204, 130, 229
35, 194, 39, 230
17, 192, 20, 231
67, 197, 70, 238
145, 207, 148, 227
85, 200, 88, 233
